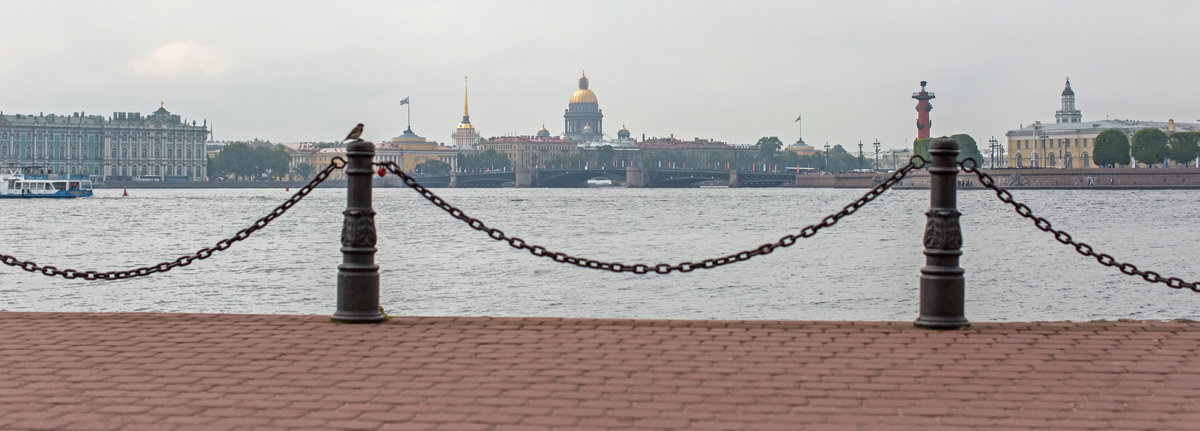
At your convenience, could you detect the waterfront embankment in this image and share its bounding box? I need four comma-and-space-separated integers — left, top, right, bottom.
796, 166, 1200, 189
1, 312, 1196, 430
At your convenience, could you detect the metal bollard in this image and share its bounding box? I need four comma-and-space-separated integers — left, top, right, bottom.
914, 137, 970, 329
332, 139, 386, 323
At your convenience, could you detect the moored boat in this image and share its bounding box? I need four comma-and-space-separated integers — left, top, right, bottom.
1, 170, 94, 198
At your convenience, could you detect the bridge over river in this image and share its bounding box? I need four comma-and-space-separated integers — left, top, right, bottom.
413, 167, 799, 188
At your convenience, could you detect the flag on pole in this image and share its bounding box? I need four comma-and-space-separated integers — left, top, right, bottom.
794, 115, 802, 122
399, 97, 410, 105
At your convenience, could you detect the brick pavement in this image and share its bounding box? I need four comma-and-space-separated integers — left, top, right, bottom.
0, 312, 1197, 430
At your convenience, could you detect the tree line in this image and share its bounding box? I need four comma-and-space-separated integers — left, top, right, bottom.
207, 143, 293, 180
1093, 129, 1199, 168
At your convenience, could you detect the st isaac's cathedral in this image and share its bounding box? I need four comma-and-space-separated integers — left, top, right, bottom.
563, 73, 603, 143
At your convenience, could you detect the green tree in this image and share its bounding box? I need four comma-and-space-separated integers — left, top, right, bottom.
457, 148, 512, 171
1132, 128, 1169, 167
415, 159, 451, 175
755, 136, 783, 162
777, 150, 801, 168
596, 145, 615, 167
913, 135, 981, 166
913, 138, 933, 163
824, 144, 857, 172
254, 145, 290, 179
292, 163, 316, 180
950, 134, 984, 166
1168, 132, 1200, 166
1093, 129, 1130, 167
211, 143, 256, 179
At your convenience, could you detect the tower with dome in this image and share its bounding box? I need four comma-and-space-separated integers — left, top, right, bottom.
451, 77, 481, 149
563, 72, 603, 143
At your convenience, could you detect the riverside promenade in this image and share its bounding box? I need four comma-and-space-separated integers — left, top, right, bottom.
1, 312, 1198, 430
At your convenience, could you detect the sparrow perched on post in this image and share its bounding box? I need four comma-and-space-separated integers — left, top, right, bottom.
344, 123, 364, 141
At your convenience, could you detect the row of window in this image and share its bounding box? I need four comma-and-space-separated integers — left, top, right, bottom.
0, 133, 101, 143
1012, 152, 1092, 168
112, 164, 201, 177
109, 144, 203, 159
1, 142, 204, 160
40, 165, 102, 175
1, 132, 203, 144
1, 143, 101, 159
1013, 137, 1092, 150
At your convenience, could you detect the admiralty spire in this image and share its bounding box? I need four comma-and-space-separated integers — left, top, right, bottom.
452, 76, 481, 149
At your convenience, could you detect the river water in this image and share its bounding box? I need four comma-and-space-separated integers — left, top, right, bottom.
2, 185, 1197, 321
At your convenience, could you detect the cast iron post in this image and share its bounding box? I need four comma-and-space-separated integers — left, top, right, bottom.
915, 137, 969, 329
332, 139, 386, 323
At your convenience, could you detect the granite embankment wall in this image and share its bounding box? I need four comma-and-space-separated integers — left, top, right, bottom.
100, 178, 411, 189
794, 167, 1200, 189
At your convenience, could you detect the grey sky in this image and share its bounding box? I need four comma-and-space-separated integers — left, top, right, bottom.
2, 1, 1197, 150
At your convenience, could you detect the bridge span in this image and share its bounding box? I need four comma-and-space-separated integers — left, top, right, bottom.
414, 167, 797, 188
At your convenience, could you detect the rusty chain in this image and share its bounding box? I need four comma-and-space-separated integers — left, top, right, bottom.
0, 158, 346, 280
379, 158, 925, 274
959, 159, 1199, 292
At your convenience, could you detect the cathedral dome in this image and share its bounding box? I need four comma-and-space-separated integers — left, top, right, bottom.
570, 89, 598, 104
569, 73, 598, 104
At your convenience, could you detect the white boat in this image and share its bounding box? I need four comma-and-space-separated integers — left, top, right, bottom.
1, 170, 94, 198
586, 177, 614, 187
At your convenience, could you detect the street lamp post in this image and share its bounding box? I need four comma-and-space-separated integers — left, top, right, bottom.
1032, 124, 1042, 168
824, 143, 831, 172
988, 136, 998, 169
1040, 132, 1049, 169
858, 141, 864, 169
873, 139, 881, 171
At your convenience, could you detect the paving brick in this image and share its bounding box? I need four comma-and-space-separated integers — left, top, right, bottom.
2, 312, 1199, 430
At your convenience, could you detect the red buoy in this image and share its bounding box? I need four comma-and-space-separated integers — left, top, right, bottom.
122, 188, 128, 197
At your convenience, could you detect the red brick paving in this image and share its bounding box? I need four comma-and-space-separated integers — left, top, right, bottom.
1, 313, 1198, 430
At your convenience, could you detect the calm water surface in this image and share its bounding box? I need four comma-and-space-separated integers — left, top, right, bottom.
2, 186, 1197, 321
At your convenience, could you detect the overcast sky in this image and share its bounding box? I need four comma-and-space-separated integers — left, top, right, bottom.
3, 1, 1198, 150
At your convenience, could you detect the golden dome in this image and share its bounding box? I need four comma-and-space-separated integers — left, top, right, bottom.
583, 124, 592, 130
457, 122, 475, 130
569, 73, 598, 104
570, 89, 597, 104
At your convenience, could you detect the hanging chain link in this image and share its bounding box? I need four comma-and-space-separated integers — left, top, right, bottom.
0, 158, 346, 280
959, 159, 1199, 292
380, 159, 925, 274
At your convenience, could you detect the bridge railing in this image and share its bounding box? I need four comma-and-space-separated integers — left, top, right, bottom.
3, 136, 1196, 328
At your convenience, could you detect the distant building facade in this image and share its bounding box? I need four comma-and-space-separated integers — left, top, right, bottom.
478, 135, 577, 168
1005, 78, 1200, 168
1, 105, 209, 180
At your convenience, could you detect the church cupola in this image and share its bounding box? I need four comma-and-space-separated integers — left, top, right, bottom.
1055, 77, 1082, 124
617, 124, 630, 140
536, 124, 551, 138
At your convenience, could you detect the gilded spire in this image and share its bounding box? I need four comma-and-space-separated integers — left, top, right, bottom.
462, 76, 471, 124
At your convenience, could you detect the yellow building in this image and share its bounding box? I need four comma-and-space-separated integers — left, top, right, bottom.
477, 135, 578, 168
1005, 78, 1200, 168
304, 127, 458, 179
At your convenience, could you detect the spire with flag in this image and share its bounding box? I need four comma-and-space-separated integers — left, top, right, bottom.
400, 96, 411, 129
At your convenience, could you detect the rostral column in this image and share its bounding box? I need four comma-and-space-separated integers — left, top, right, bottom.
912, 81, 935, 139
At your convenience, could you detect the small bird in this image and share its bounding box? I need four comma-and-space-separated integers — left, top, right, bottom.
344, 123, 364, 141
